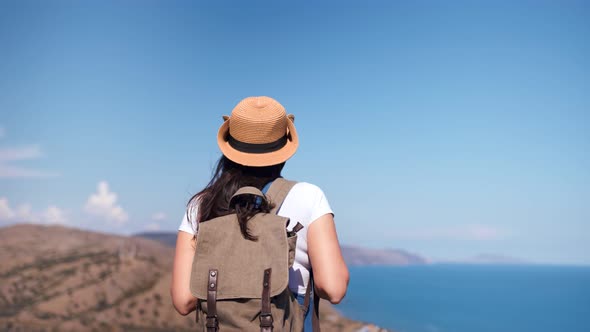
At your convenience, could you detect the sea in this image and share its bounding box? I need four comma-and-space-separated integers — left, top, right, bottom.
336, 265, 590, 332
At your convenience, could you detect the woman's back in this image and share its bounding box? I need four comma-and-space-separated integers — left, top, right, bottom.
179, 180, 334, 295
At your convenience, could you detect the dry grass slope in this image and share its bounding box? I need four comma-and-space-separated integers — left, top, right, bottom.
0, 224, 389, 332
0, 224, 193, 332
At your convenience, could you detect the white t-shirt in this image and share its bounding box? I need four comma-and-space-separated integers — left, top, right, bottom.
178, 182, 333, 295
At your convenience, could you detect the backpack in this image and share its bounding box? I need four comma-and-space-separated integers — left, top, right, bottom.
190, 178, 320, 331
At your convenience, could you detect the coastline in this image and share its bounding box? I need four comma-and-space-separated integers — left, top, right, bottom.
322, 299, 392, 332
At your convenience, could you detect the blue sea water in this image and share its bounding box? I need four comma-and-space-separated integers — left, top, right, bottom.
336, 265, 590, 332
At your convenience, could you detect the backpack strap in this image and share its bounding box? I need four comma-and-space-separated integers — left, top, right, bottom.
302, 271, 321, 332
260, 268, 274, 332
206, 269, 219, 332
265, 178, 297, 214
267, 178, 321, 331
312, 281, 321, 332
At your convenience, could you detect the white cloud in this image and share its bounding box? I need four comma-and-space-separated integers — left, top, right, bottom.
0, 198, 16, 220
0, 197, 66, 224
43, 206, 68, 225
0, 144, 58, 178
0, 165, 59, 178
15, 203, 38, 222
145, 222, 161, 231
84, 181, 129, 225
0, 145, 42, 161
151, 212, 167, 221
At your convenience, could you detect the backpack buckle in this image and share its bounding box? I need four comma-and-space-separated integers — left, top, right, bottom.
259, 313, 273, 327
206, 316, 218, 329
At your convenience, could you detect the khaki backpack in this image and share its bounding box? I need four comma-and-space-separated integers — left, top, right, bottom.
190, 179, 320, 331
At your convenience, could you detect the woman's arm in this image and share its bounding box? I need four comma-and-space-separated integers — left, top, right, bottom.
307, 213, 349, 304
170, 231, 198, 315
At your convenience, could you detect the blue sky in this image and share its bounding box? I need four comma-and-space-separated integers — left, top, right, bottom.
1, 0, 588, 264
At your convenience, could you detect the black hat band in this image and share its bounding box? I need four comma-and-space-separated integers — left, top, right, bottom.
227, 134, 288, 154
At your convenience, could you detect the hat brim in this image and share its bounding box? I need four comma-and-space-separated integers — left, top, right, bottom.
217, 118, 299, 167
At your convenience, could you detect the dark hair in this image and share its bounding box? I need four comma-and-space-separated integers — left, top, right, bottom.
187, 155, 285, 241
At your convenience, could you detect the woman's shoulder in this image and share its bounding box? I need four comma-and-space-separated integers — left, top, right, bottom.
286, 181, 330, 203
282, 180, 333, 222
290, 181, 325, 194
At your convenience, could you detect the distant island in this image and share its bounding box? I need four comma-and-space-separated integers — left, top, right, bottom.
340, 246, 428, 266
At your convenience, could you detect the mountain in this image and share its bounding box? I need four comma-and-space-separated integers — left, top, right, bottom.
135, 232, 177, 247
341, 246, 428, 266
1, 224, 388, 332
0, 224, 192, 332
136, 232, 429, 266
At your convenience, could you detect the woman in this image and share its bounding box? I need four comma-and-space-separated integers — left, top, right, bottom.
171, 96, 349, 330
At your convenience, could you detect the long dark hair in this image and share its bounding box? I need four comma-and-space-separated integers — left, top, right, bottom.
187, 155, 285, 241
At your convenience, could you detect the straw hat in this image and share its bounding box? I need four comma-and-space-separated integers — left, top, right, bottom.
217, 96, 299, 167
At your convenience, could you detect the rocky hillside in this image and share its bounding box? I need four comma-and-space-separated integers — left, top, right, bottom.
1, 224, 388, 332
